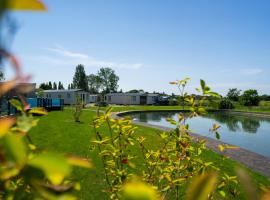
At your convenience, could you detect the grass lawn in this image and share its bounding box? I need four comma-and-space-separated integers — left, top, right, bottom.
85, 105, 190, 112
29, 108, 270, 199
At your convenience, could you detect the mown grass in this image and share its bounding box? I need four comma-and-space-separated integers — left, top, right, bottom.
29, 108, 270, 199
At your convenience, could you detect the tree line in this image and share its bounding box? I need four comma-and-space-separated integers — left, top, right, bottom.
226, 88, 270, 106
39, 81, 65, 90
67, 64, 119, 94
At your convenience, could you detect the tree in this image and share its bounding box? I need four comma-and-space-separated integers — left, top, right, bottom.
226, 88, 241, 101
58, 81, 64, 89
48, 81, 52, 89
39, 82, 51, 90
53, 82, 57, 90
73, 64, 88, 91
97, 67, 119, 93
240, 89, 259, 106
127, 89, 144, 93
0, 70, 4, 80
88, 74, 102, 94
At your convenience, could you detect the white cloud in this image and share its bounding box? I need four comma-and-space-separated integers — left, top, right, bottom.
241, 68, 263, 75
40, 45, 143, 70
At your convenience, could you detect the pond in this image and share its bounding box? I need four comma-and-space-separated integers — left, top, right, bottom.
125, 111, 270, 158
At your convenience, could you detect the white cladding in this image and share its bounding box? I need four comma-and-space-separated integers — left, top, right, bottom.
43, 89, 91, 105
105, 93, 158, 105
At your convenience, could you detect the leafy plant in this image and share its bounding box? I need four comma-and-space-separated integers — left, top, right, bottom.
91, 78, 243, 199
73, 95, 83, 122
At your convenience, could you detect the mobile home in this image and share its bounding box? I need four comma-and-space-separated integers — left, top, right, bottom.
105, 93, 158, 105
43, 89, 89, 105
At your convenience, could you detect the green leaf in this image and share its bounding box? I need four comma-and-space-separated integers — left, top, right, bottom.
185, 172, 217, 200
9, 99, 23, 112
215, 132, 220, 140
4, 134, 27, 166
200, 80, 206, 90
28, 107, 48, 115
122, 179, 159, 200
28, 152, 71, 185
66, 156, 92, 168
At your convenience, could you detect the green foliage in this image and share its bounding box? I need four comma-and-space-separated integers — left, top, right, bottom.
227, 88, 241, 101
73, 64, 88, 91
36, 88, 44, 97
92, 79, 239, 200
53, 82, 57, 90
240, 89, 260, 106
218, 98, 235, 109
0, 70, 4, 80
97, 67, 119, 93
88, 74, 102, 94
58, 81, 65, 89
73, 95, 83, 122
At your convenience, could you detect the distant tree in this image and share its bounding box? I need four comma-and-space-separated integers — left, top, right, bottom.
240, 89, 259, 106
227, 88, 241, 101
0, 70, 4, 80
39, 83, 51, 90
260, 94, 270, 101
97, 67, 119, 93
48, 81, 52, 89
88, 74, 102, 94
36, 88, 44, 97
58, 81, 64, 90
127, 89, 144, 93
53, 82, 57, 90
68, 84, 71, 90
73, 64, 88, 91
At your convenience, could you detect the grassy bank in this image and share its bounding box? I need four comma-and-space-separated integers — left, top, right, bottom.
29, 108, 270, 199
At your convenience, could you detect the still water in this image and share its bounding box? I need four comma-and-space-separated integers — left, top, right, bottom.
126, 111, 270, 158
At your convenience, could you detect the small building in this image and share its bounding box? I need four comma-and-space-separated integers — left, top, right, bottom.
42, 89, 89, 105
105, 93, 158, 105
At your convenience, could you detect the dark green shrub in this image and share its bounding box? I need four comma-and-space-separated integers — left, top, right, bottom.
218, 98, 234, 109
240, 89, 259, 106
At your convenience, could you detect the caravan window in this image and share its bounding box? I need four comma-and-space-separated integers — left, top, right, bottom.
67, 93, 71, 98
132, 96, 136, 102
108, 96, 112, 102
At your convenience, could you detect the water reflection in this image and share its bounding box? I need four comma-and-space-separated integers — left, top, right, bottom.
127, 111, 270, 158
206, 112, 264, 134
131, 111, 269, 134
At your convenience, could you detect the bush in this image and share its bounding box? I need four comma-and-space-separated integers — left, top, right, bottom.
169, 99, 179, 106
240, 89, 259, 106
218, 98, 234, 109
95, 101, 108, 107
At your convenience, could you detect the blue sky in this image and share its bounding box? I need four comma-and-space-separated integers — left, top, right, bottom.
4, 0, 270, 95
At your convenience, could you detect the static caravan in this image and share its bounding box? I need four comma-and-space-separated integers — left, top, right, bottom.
43, 89, 89, 105
105, 93, 158, 105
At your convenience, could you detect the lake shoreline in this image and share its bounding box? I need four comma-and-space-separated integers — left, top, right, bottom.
113, 110, 270, 178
